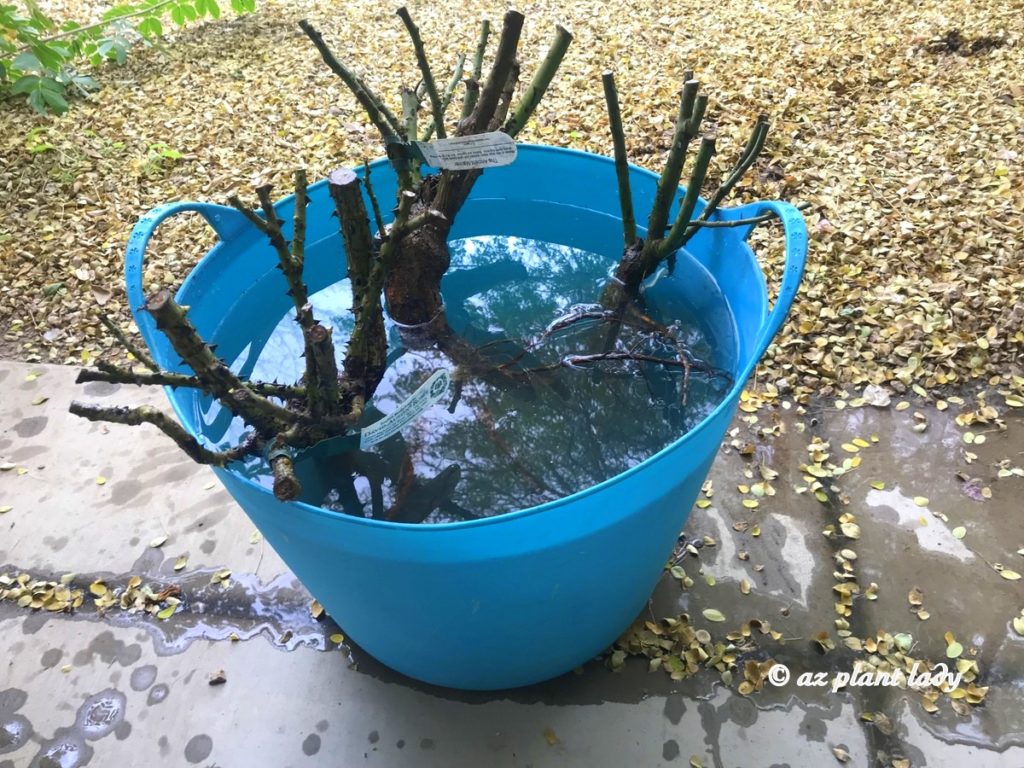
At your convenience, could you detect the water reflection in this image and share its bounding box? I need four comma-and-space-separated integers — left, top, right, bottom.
198, 235, 738, 522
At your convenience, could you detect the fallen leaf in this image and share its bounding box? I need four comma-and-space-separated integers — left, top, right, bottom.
702, 608, 726, 622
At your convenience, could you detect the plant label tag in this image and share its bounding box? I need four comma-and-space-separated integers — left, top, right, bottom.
359, 369, 450, 449
412, 132, 517, 170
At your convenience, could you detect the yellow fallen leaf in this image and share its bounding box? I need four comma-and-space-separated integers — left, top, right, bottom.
96, 476, 107, 486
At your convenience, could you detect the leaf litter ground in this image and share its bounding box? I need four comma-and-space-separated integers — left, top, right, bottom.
1, 0, 1023, 737
0, 0, 1021, 405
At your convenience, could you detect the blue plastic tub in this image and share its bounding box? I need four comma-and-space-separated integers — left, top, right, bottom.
125, 145, 807, 689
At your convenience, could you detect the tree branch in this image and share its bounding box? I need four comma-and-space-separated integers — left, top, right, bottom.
229, 178, 340, 419
488, 60, 520, 131
504, 24, 573, 137
99, 314, 158, 371
523, 351, 727, 379
396, 6, 446, 140
266, 438, 302, 501
647, 78, 701, 241
76, 361, 304, 400
462, 18, 490, 119
689, 201, 810, 229
421, 54, 465, 141
602, 70, 636, 248
658, 134, 716, 259
690, 114, 768, 233
299, 20, 402, 142
69, 402, 254, 466
145, 289, 297, 434
15, 0, 175, 51
328, 168, 388, 399
461, 9, 524, 134
362, 160, 386, 237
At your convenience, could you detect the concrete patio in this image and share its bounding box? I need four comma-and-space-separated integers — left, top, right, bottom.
1, 358, 1022, 767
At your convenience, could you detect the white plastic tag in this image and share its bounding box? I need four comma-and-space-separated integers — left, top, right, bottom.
413, 131, 517, 170
359, 369, 450, 449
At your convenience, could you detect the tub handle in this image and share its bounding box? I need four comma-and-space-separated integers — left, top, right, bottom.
713, 200, 808, 369
124, 202, 250, 363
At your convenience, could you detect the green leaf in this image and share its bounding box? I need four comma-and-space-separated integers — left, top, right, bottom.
102, 4, 139, 21
11, 74, 41, 94
31, 41, 70, 70
27, 88, 47, 114
207, 0, 220, 18
170, 5, 185, 26
12, 51, 42, 72
39, 86, 68, 114
138, 16, 163, 38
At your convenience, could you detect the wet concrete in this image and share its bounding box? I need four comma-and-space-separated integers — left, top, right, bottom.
2, 359, 1023, 766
